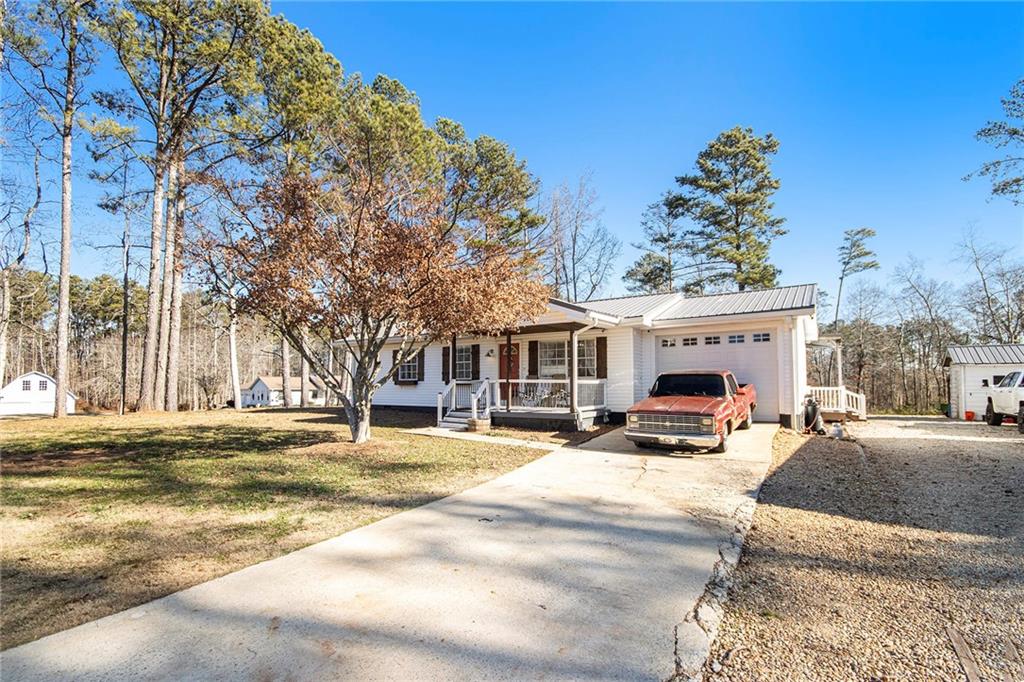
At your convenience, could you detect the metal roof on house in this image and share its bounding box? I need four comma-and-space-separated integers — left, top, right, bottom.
578, 292, 679, 318
944, 344, 1024, 366
650, 284, 818, 321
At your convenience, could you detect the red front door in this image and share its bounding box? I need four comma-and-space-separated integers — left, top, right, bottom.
498, 343, 519, 402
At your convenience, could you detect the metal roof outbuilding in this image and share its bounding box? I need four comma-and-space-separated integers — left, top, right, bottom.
944, 344, 1024, 366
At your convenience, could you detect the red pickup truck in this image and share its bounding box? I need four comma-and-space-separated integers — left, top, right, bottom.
624, 370, 757, 453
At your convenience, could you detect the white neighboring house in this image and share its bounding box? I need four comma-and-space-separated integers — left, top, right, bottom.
356, 283, 857, 431
241, 376, 327, 408
0, 371, 76, 416
944, 344, 1024, 420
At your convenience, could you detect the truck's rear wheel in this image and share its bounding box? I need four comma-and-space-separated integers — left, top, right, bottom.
710, 434, 728, 453
985, 401, 1003, 426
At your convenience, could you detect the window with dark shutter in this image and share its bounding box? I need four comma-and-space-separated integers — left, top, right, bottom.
527, 340, 539, 377
442, 347, 450, 383
471, 344, 480, 380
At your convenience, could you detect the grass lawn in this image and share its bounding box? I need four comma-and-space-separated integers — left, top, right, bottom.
0, 408, 540, 649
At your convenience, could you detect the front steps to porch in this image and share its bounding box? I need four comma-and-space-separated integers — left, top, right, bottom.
438, 408, 611, 432
438, 410, 473, 431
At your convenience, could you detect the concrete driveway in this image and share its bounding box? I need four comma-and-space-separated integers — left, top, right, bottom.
2, 425, 776, 682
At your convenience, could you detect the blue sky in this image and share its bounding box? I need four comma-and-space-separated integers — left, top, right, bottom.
42, 2, 1024, 300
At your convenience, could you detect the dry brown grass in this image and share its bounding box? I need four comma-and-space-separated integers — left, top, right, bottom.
0, 407, 540, 649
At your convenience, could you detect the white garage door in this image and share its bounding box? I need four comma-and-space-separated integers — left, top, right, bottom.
655, 331, 779, 421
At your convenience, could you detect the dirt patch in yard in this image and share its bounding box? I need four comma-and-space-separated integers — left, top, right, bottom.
706, 417, 1024, 681
488, 423, 619, 446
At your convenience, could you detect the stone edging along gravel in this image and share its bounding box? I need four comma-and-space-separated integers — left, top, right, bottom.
672, 490, 761, 681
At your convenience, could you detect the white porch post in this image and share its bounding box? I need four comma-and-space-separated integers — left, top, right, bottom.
569, 327, 578, 416
835, 339, 844, 387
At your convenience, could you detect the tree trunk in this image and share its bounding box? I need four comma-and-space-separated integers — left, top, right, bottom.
346, 393, 372, 443
299, 329, 310, 408
53, 24, 77, 418
0, 270, 10, 387
119, 223, 130, 416
139, 149, 167, 411
228, 290, 242, 411
281, 335, 293, 407
154, 159, 179, 410
165, 159, 185, 412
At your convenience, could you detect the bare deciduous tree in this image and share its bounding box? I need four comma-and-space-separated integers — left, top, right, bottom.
543, 174, 620, 302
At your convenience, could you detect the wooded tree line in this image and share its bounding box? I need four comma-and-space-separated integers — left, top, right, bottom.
1, 268, 292, 409
811, 231, 1024, 414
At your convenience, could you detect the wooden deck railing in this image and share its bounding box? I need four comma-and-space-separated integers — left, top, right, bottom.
809, 385, 867, 419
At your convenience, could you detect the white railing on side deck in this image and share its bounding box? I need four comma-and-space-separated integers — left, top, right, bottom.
809, 385, 867, 419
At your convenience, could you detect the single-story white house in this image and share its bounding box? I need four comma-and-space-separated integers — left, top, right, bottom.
0, 371, 77, 416
365, 284, 834, 430
242, 376, 327, 408
944, 344, 1024, 420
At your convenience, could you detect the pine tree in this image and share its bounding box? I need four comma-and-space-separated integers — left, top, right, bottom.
666, 126, 787, 291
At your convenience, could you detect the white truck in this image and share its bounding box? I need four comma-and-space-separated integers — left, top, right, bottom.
985, 370, 1024, 433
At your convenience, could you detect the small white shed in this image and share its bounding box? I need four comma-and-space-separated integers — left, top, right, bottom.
241, 376, 327, 408
944, 344, 1024, 420
0, 371, 77, 416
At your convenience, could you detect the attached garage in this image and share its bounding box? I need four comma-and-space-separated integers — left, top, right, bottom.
654, 329, 780, 421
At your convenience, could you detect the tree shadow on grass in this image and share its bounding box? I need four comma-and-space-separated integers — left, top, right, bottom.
291, 406, 435, 430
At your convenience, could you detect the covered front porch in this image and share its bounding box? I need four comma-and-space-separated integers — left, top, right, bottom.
436, 307, 616, 430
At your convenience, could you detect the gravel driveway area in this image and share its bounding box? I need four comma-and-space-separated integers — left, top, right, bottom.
704, 417, 1024, 681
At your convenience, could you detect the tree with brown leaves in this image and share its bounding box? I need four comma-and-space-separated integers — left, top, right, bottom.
227, 77, 547, 442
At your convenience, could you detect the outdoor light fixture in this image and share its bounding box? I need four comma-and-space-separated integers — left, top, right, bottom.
485, 349, 495, 357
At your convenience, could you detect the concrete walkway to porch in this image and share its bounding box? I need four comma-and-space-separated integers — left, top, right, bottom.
2, 425, 777, 681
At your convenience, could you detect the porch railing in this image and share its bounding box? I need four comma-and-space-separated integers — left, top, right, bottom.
487, 378, 607, 410
809, 385, 867, 419
437, 380, 490, 425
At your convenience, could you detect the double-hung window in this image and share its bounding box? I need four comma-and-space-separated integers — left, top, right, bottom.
455, 346, 473, 381
397, 356, 419, 382
538, 341, 567, 378
22, 379, 31, 391
39, 380, 48, 390
577, 339, 597, 378
538, 339, 597, 378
